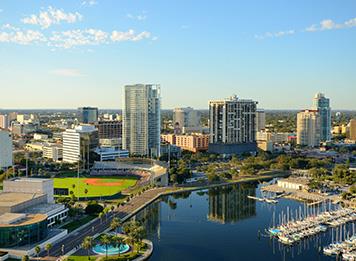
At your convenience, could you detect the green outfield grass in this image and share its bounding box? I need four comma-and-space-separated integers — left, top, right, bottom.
53, 176, 138, 198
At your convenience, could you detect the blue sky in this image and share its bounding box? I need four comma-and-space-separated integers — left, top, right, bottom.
0, 0, 355, 110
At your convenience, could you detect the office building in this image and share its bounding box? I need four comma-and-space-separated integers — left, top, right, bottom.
97, 120, 122, 139
349, 119, 356, 141
62, 125, 99, 169
123, 84, 161, 157
0, 130, 12, 169
78, 107, 99, 124
43, 144, 63, 162
208, 95, 257, 154
0, 115, 9, 129
255, 109, 266, 132
297, 110, 321, 147
312, 93, 331, 142
173, 107, 201, 134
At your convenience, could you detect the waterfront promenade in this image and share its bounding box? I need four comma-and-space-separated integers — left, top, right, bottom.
43, 172, 289, 259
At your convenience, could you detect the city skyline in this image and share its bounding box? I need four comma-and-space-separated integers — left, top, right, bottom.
1, 0, 356, 110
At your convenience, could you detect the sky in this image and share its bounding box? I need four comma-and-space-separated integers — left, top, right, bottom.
0, 0, 355, 110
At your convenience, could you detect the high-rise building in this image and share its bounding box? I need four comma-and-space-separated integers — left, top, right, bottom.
255, 109, 266, 132
173, 107, 201, 134
78, 107, 99, 124
123, 84, 161, 157
312, 93, 331, 142
208, 95, 257, 154
349, 119, 356, 141
62, 125, 99, 169
0, 115, 9, 129
0, 130, 13, 169
297, 110, 320, 147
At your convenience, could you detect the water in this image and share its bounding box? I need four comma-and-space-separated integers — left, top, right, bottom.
92, 243, 130, 255
132, 182, 354, 261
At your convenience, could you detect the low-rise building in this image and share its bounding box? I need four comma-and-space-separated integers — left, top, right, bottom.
277, 177, 310, 191
94, 147, 129, 161
43, 144, 63, 162
161, 133, 209, 153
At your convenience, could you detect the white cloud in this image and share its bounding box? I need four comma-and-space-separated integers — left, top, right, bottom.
81, 0, 97, 6
127, 13, 147, 21
255, 29, 294, 40
1, 24, 20, 31
111, 29, 150, 41
305, 17, 356, 32
49, 29, 108, 48
0, 29, 46, 44
50, 68, 84, 77
22, 6, 83, 29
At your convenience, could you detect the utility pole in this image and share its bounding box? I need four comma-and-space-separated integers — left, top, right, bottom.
25, 151, 29, 178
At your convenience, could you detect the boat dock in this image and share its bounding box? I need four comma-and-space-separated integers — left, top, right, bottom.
247, 195, 278, 204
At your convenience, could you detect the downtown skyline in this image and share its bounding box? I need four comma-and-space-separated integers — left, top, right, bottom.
0, 0, 356, 110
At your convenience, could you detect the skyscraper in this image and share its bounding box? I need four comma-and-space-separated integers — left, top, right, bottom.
0, 115, 9, 129
123, 84, 161, 157
312, 93, 331, 142
208, 95, 257, 154
173, 107, 201, 134
297, 110, 320, 147
78, 107, 99, 124
349, 119, 356, 141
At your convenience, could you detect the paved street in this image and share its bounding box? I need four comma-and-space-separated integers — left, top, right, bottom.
42, 187, 169, 258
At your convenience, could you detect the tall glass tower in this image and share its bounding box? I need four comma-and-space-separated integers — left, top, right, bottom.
312, 93, 331, 142
123, 84, 161, 157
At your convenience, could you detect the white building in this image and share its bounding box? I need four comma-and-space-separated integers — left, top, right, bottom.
0, 130, 13, 169
123, 84, 161, 157
33, 133, 49, 140
62, 125, 99, 168
94, 147, 129, 161
297, 110, 321, 147
173, 107, 201, 134
43, 144, 63, 162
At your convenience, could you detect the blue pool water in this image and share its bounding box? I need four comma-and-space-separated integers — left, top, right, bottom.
92, 243, 130, 255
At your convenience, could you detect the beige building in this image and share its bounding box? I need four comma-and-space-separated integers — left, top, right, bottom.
43, 144, 63, 162
277, 177, 310, 191
349, 119, 356, 141
161, 133, 209, 153
297, 110, 320, 147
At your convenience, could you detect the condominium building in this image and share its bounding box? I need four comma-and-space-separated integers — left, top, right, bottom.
255, 109, 266, 132
312, 93, 331, 142
349, 119, 356, 141
0, 130, 12, 169
161, 133, 209, 153
173, 107, 201, 134
78, 107, 99, 124
297, 110, 321, 147
123, 84, 161, 157
208, 95, 257, 154
62, 125, 99, 169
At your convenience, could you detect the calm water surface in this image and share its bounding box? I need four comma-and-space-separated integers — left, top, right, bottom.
133, 182, 351, 261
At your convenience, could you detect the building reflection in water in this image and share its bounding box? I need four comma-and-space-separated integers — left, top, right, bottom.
208, 183, 257, 224
133, 201, 161, 240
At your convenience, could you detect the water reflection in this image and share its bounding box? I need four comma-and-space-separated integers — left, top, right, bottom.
208, 183, 257, 224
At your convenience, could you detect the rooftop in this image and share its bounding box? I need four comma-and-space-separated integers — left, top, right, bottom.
0, 192, 45, 208
7, 177, 51, 183
0, 213, 47, 227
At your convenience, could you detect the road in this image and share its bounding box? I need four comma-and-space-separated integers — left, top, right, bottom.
41, 187, 168, 258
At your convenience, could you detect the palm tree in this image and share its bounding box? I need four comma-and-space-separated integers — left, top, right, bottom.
100, 234, 112, 260
34, 245, 41, 258
111, 235, 124, 257
82, 236, 93, 260
110, 217, 121, 236
99, 212, 104, 224
21, 255, 29, 261
45, 243, 52, 257
84, 188, 88, 200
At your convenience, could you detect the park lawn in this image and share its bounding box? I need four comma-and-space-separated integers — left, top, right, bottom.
53, 176, 138, 198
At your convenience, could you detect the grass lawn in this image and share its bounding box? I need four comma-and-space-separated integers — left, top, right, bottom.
53, 176, 138, 198
62, 215, 97, 232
